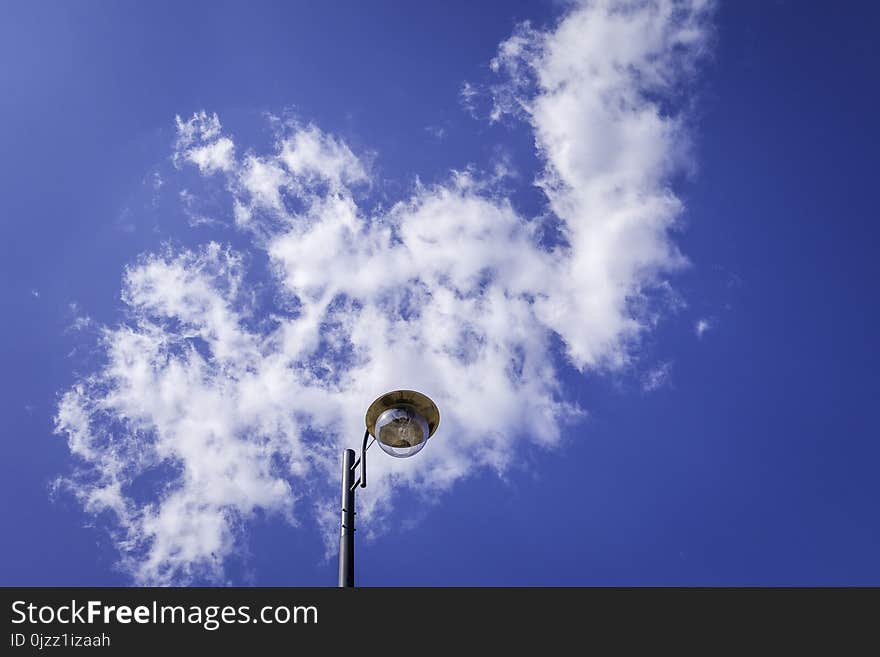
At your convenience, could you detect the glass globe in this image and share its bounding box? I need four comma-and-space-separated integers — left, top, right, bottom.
375, 405, 430, 458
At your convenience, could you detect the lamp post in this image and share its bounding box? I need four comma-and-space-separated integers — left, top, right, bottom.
338, 389, 440, 587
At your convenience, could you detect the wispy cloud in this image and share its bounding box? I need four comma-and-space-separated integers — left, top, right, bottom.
66, 302, 94, 331
459, 81, 479, 118
643, 361, 673, 392
55, 0, 714, 584
695, 318, 712, 338
424, 124, 447, 141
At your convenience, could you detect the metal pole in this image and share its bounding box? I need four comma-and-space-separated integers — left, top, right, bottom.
338, 448, 356, 587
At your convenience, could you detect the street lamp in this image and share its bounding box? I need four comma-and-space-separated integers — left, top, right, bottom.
338, 389, 440, 587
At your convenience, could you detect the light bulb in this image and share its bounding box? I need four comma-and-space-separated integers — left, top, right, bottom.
374, 405, 429, 458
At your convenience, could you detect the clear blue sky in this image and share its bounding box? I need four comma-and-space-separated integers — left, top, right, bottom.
1, 1, 879, 586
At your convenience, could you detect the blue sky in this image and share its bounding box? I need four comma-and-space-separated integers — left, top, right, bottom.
1, 0, 879, 586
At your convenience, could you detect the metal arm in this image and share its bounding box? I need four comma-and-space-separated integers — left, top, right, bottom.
350, 429, 374, 490
349, 430, 376, 490
361, 429, 373, 488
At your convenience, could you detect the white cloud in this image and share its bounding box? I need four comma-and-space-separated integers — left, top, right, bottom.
174, 112, 235, 174
491, 0, 712, 368
695, 318, 712, 338
186, 137, 236, 175
174, 111, 222, 148
277, 123, 367, 188
55, 0, 713, 584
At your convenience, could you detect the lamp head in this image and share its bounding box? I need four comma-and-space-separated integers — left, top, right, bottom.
365, 390, 440, 458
